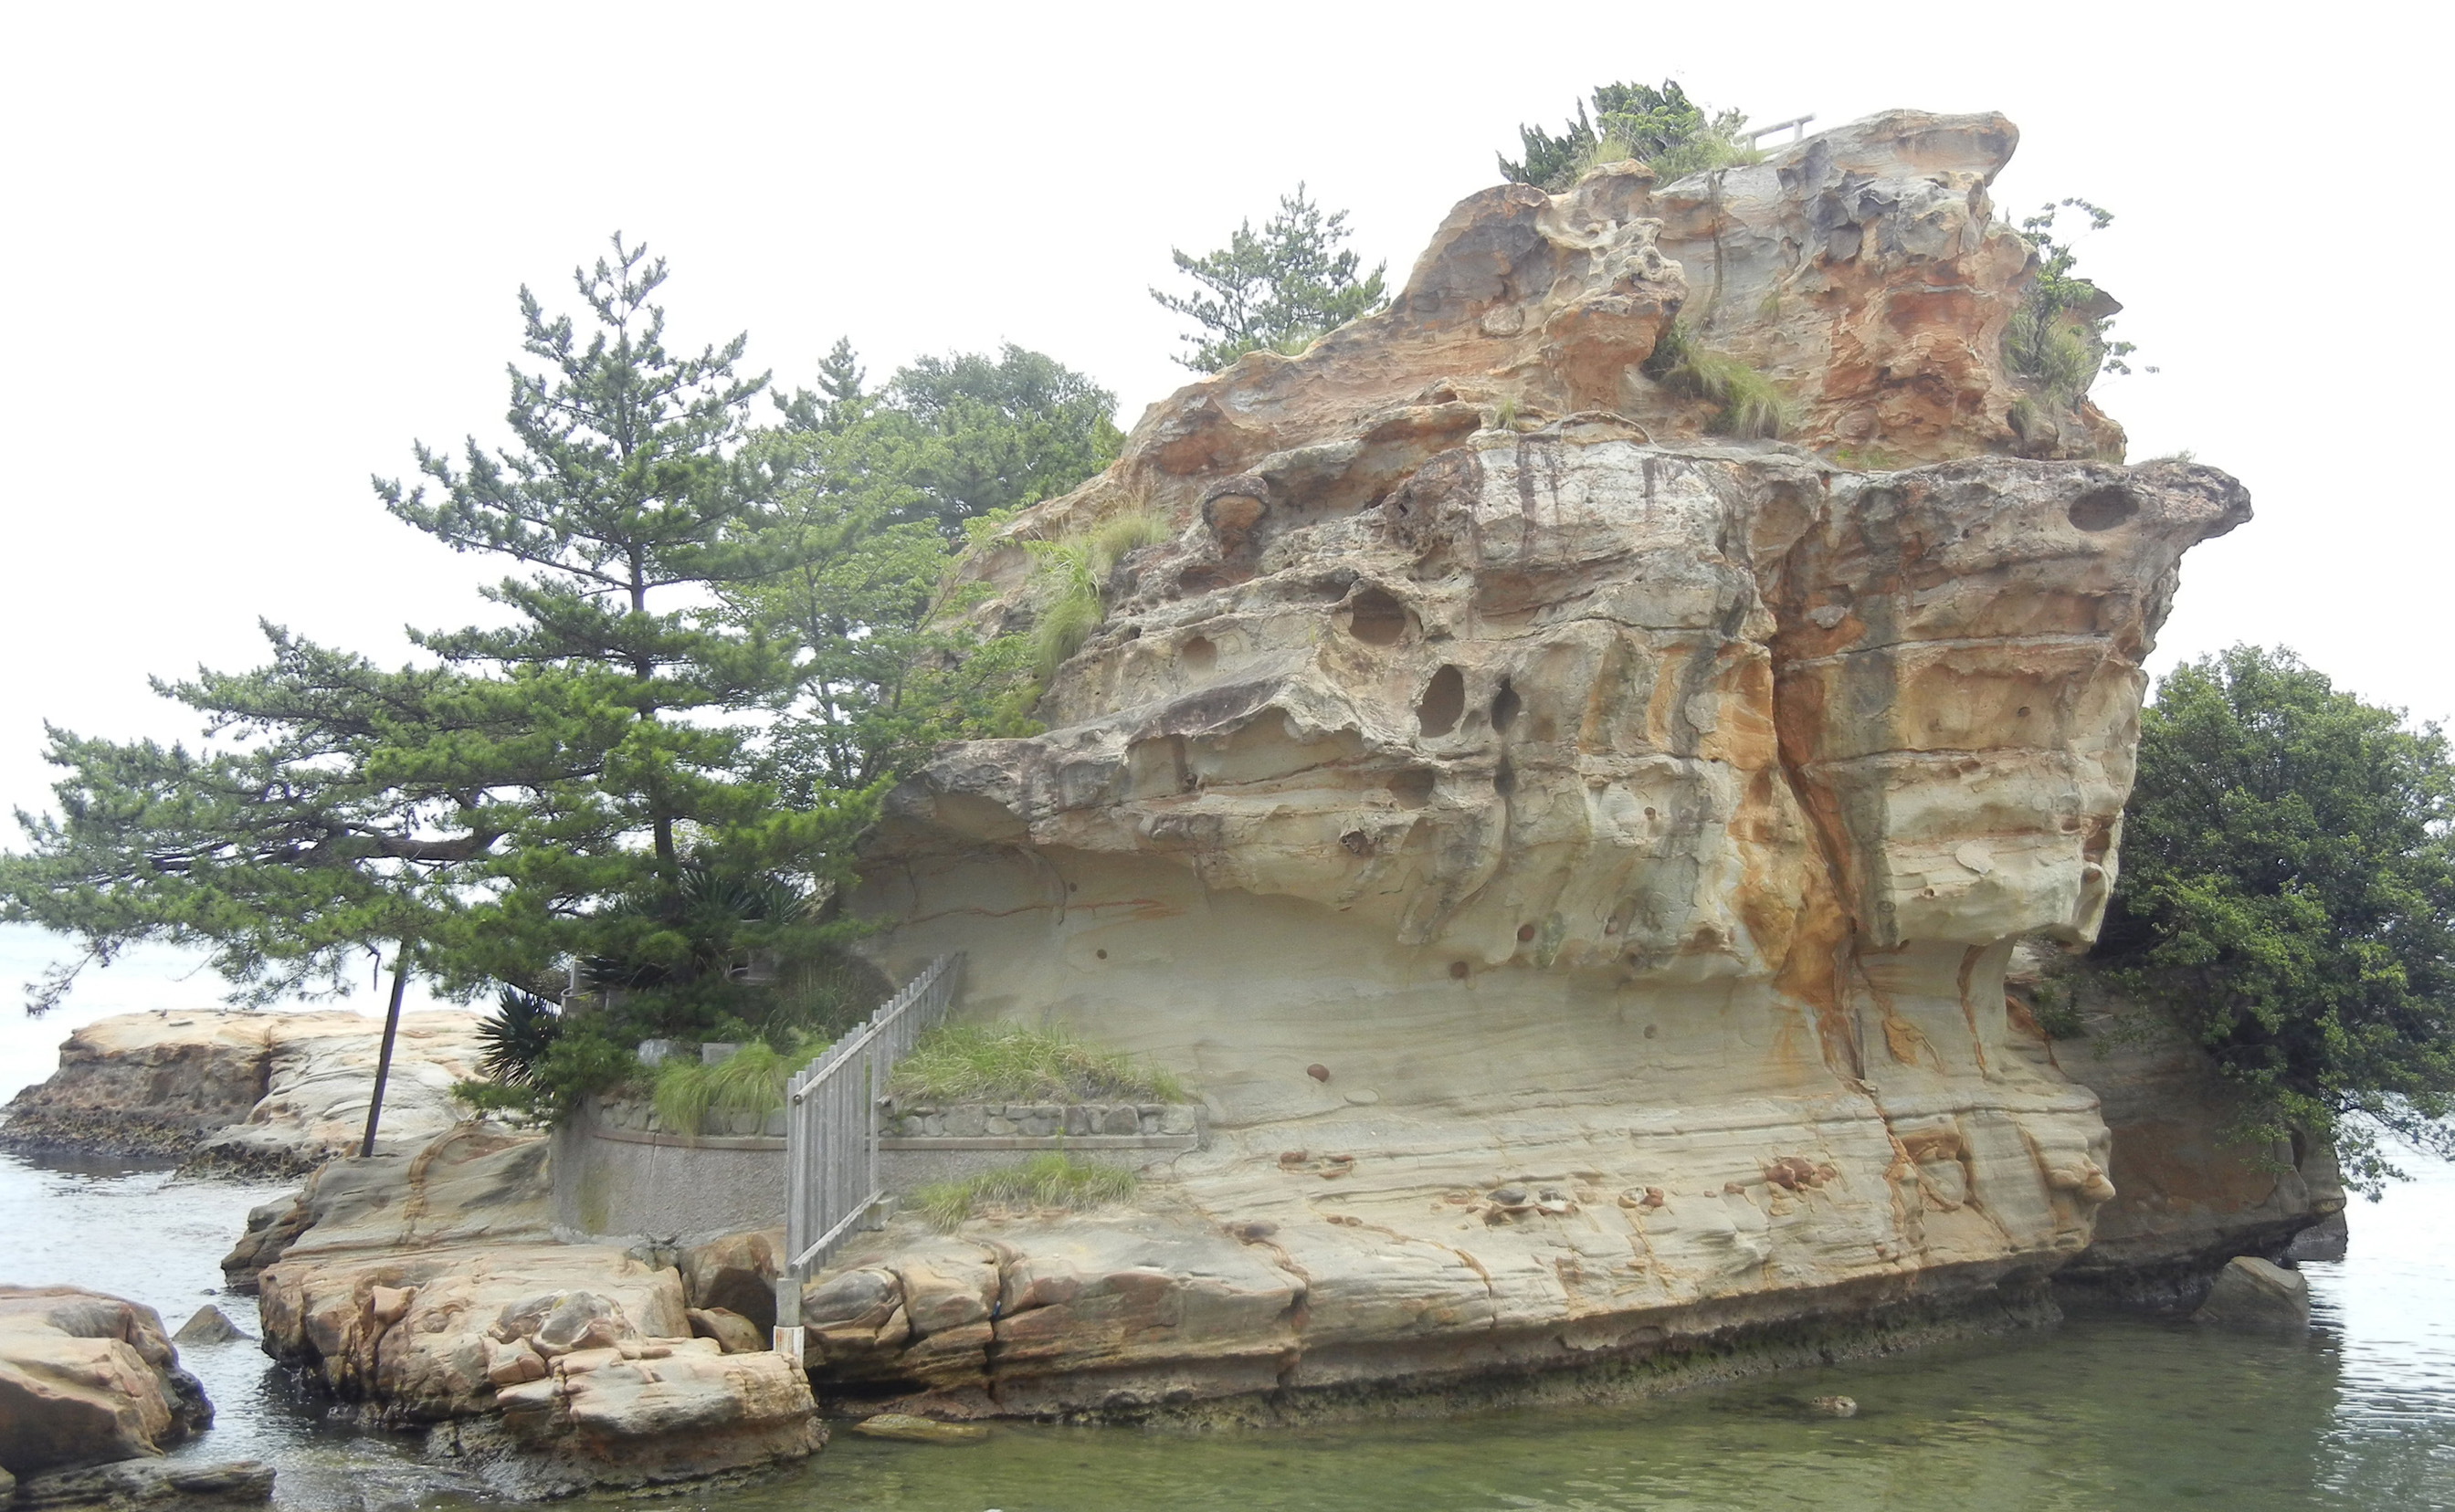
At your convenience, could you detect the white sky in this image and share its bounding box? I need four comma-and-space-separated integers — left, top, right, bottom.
0, 1, 2447, 947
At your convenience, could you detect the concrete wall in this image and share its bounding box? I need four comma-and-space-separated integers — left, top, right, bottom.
551, 1099, 786, 1245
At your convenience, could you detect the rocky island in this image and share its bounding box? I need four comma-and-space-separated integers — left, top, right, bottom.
1, 108, 2348, 1495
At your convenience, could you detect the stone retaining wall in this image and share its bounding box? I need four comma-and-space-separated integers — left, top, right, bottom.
551, 1097, 1207, 1244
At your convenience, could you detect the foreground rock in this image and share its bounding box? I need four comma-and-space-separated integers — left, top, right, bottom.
2, 1009, 481, 1175
2195, 1256, 2311, 1331
248, 1126, 820, 1490
827, 109, 2245, 1417
10, 1458, 272, 1509
0, 1287, 210, 1477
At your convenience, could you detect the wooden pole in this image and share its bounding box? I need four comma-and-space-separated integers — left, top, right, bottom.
359, 943, 410, 1159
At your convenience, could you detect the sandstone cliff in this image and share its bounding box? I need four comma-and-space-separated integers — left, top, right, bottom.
811, 110, 2255, 1414
2, 1009, 481, 1175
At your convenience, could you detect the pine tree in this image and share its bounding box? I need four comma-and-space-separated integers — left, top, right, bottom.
1150, 185, 1388, 373
377, 234, 782, 874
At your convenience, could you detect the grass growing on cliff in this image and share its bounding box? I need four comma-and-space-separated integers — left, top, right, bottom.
1025, 512, 1172, 685
1643, 320, 1795, 439
651, 1041, 826, 1136
913, 1152, 1141, 1230
890, 1024, 1189, 1104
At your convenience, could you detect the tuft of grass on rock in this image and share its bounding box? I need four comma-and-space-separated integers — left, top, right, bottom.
914, 1152, 1141, 1231
1025, 512, 1171, 685
1643, 319, 1795, 439
890, 1024, 1189, 1104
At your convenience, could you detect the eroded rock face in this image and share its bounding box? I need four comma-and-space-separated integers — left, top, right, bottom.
244, 1127, 819, 1490
2011, 951, 2345, 1305
0, 1288, 210, 1477
3, 1009, 482, 1175
832, 111, 2250, 1414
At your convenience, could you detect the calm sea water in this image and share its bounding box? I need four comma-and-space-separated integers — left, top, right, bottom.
4, 922, 2451, 1510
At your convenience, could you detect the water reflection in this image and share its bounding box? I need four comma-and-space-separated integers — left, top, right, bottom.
3, 1148, 2449, 1511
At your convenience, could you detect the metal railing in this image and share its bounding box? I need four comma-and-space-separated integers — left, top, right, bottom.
1746, 113, 1816, 146
779, 952, 962, 1299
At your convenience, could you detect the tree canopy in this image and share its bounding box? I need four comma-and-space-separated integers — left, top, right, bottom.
2095, 646, 2455, 1192
2, 237, 1120, 1116
1150, 184, 1387, 373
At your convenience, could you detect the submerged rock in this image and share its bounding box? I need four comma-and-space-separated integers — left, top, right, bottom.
850, 1412, 989, 1444
2195, 1256, 2310, 1331
0, 1287, 211, 1477
10, 1456, 273, 1509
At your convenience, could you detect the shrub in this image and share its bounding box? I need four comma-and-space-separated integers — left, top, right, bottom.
1502, 79, 1761, 192
2003, 198, 2137, 409
890, 1023, 1188, 1104
1643, 320, 1795, 438
912, 1152, 1140, 1231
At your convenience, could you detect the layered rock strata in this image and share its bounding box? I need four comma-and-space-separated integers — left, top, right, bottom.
3, 1009, 481, 1175
822, 110, 2250, 1414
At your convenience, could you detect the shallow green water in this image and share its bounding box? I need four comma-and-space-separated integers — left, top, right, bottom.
4, 1134, 2450, 1511
683, 1311, 2443, 1512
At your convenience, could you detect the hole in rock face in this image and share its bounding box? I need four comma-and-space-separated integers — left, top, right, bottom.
1181, 635, 1217, 672
1643, 806, 1659, 821
1340, 830, 1372, 856
1096, 949, 1108, 960
2067, 486, 2138, 531
1491, 680, 1522, 734
1388, 768, 1438, 807
1417, 666, 1466, 737
1347, 586, 1407, 646
2017, 706, 2031, 718
1448, 961, 1470, 981
1517, 924, 1537, 942
1493, 761, 1517, 797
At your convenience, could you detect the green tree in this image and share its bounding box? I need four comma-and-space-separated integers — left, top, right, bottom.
727, 425, 1039, 805
2094, 646, 2455, 1192
0, 630, 569, 1145
887, 345, 1123, 530
379, 233, 783, 873
1501, 79, 1758, 192
1150, 184, 1388, 373
2004, 198, 2138, 408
